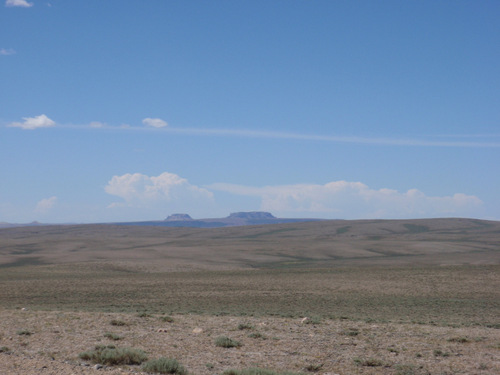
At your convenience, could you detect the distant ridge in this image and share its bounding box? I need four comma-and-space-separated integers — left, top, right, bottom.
113, 211, 324, 228
165, 214, 193, 221
228, 212, 275, 219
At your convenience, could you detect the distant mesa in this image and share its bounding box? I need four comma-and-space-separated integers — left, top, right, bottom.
109, 211, 322, 228
228, 211, 276, 219
165, 214, 193, 221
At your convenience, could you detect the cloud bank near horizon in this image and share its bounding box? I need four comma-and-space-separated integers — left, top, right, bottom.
104, 171, 483, 220
209, 181, 483, 219
105, 172, 214, 212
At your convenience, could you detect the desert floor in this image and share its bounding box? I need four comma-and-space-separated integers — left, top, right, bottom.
1, 308, 499, 375
1, 219, 499, 374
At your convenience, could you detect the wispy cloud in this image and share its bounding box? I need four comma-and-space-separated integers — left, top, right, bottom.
89, 121, 105, 128
16, 119, 500, 148
8, 114, 55, 130
209, 181, 483, 219
5, 0, 33, 7
0, 48, 16, 55
142, 117, 168, 128
35, 196, 57, 214
162, 127, 500, 148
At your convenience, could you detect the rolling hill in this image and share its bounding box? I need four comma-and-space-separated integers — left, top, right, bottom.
1, 217, 499, 270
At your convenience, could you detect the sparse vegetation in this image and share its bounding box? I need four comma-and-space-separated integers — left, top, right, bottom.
79, 345, 147, 365
160, 315, 174, 323
110, 319, 127, 326
342, 328, 359, 336
1, 219, 500, 374
247, 332, 266, 339
388, 346, 399, 354
142, 357, 187, 375
448, 336, 470, 343
221, 369, 305, 375
16, 329, 32, 336
215, 336, 242, 348
238, 323, 254, 330
353, 357, 385, 367
104, 332, 122, 341
433, 349, 450, 357
0, 346, 11, 353
394, 364, 419, 375
303, 316, 321, 325
304, 363, 323, 372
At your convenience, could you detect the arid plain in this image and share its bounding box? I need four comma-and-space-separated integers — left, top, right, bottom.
1, 218, 499, 374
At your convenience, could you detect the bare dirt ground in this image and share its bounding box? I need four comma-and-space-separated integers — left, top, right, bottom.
1, 309, 499, 375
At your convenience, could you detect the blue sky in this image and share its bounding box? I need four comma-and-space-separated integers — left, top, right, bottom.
1, 0, 499, 223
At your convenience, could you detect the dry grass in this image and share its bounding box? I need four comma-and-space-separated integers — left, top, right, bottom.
0, 264, 498, 327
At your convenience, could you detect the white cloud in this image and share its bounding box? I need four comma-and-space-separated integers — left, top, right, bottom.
142, 117, 168, 128
209, 181, 483, 219
89, 121, 105, 128
35, 196, 57, 214
5, 0, 33, 7
105, 172, 214, 210
8, 114, 56, 130
0, 48, 16, 55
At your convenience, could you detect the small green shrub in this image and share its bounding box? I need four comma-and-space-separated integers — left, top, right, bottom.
215, 336, 242, 348
238, 323, 254, 330
342, 329, 359, 336
104, 332, 122, 341
0, 346, 11, 353
110, 319, 127, 326
247, 332, 266, 339
16, 329, 32, 336
433, 349, 450, 357
142, 357, 187, 374
303, 317, 321, 325
353, 357, 384, 367
447, 336, 470, 343
137, 312, 151, 318
394, 364, 418, 375
79, 346, 147, 365
221, 368, 305, 375
160, 316, 174, 323
304, 363, 323, 372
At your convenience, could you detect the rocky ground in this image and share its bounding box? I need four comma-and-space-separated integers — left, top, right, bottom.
1, 308, 499, 375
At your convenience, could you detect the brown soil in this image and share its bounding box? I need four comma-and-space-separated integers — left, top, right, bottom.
1, 309, 499, 375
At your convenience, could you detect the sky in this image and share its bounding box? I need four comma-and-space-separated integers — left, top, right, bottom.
1, 0, 499, 223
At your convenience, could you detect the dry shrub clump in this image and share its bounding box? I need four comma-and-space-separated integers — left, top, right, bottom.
222, 368, 305, 375
142, 357, 187, 374
215, 336, 242, 348
78, 345, 147, 365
